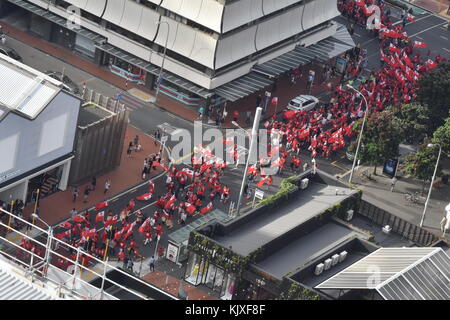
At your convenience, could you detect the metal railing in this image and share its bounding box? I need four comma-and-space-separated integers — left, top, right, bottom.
0, 208, 178, 300
358, 200, 443, 246
81, 87, 126, 114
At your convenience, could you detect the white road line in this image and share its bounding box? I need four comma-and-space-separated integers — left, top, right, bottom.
408, 22, 448, 39
415, 36, 423, 40
440, 36, 449, 41
443, 48, 450, 53
354, 33, 362, 37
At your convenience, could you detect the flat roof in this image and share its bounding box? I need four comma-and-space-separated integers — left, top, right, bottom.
0, 54, 61, 119
256, 221, 358, 279
214, 182, 357, 256
77, 104, 114, 127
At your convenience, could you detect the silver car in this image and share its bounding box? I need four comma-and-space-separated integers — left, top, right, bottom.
287, 95, 319, 112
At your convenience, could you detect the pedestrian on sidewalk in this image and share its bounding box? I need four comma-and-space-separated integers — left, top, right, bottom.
148, 256, 155, 272
198, 106, 205, 119
91, 176, 96, 191
72, 187, 79, 202
440, 215, 447, 235
390, 176, 398, 192
127, 142, 133, 158
83, 186, 90, 203
256, 94, 262, 108
104, 179, 111, 194
133, 135, 139, 148
70, 208, 78, 219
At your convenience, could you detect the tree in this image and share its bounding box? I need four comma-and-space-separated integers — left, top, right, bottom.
352, 110, 402, 174
417, 62, 450, 134
432, 113, 450, 157
390, 103, 430, 145
404, 143, 442, 192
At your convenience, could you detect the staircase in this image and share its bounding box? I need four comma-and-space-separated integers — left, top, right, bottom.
40, 177, 59, 197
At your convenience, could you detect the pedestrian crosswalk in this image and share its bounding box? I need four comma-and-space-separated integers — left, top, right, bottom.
118, 93, 144, 111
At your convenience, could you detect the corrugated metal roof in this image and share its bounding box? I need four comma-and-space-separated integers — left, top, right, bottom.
316, 247, 450, 300
0, 269, 54, 300
0, 55, 61, 119
253, 23, 355, 78
214, 72, 273, 102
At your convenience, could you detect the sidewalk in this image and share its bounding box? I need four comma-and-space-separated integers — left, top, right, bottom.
402, 0, 450, 19
0, 21, 340, 129
352, 165, 450, 239
22, 126, 165, 228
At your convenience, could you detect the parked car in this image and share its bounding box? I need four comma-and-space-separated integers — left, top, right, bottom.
44, 71, 80, 95
286, 95, 319, 112
0, 45, 22, 62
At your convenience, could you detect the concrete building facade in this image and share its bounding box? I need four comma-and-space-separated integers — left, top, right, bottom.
0, 0, 349, 105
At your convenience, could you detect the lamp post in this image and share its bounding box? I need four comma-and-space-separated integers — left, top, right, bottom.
153, 21, 170, 105
346, 84, 369, 184
234, 107, 262, 216
419, 143, 442, 228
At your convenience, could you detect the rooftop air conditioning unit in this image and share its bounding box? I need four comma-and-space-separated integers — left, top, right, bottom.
331, 254, 340, 266
339, 251, 348, 263
345, 210, 354, 221
382, 225, 392, 234
324, 258, 332, 270
314, 263, 324, 275
300, 178, 309, 190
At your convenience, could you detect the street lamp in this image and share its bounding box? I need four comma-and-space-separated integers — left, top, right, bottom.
346, 84, 369, 184
153, 21, 170, 105
419, 143, 442, 228
234, 107, 262, 216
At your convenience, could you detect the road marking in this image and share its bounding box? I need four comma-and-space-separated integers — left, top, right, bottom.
443, 48, 450, 53
354, 33, 362, 37
440, 36, 449, 41
408, 22, 448, 39
415, 36, 423, 40
330, 161, 348, 172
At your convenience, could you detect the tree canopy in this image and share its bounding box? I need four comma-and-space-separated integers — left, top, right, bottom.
417, 62, 450, 134
390, 103, 430, 145
353, 110, 402, 174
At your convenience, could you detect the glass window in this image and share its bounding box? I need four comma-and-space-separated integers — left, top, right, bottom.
221, 273, 236, 300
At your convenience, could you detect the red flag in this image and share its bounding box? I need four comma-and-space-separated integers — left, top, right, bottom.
95, 201, 108, 211
114, 228, 124, 241
257, 176, 273, 187
355, 0, 365, 7
382, 29, 402, 38
60, 221, 72, 229
136, 192, 153, 201
271, 97, 278, 105
402, 52, 414, 68
148, 181, 155, 193
95, 211, 104, 222
152, 161, 168, 171
389, 43, 401, 54
283, 110, 296, 120
73, 215, 86, 223
425, 59, 438, 69
104, 215, 118, 228
247, 165, 258, 175
88, 228, 97, 238
200, 202, 214, 215
414, 41, 427, 48
185, 203, 196, 215
222, 137, 234, 145
407, 14, 415, 22
263, 120, 270, 128
165, 194, 176, 210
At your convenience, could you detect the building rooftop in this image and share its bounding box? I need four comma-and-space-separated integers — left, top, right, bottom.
214, 181, 357, 256
316, 247, 450, 300
77, 103, 115, 128
0, 54, 62, 119
256, 221, 360, 279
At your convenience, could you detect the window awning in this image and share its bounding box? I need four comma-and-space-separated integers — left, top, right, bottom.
213, 72, 273, 102
316, 247, 450, 300
253, 23, 355, 78
95, 43, 213, 98
8, 0, 105, 43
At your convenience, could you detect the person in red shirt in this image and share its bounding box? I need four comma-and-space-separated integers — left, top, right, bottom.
144, 231, 152, 245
